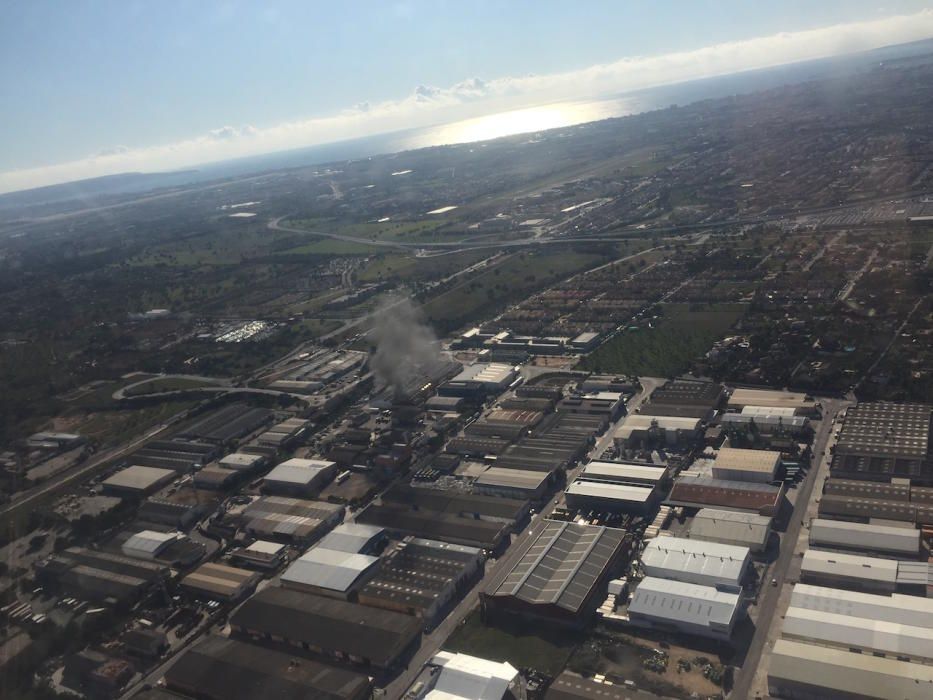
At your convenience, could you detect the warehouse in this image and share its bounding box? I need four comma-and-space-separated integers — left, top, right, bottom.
358, 538, 483, 624
411, 651, 522, 700
230, 540, 287, 571
627, 576, 743, 640
165, 636, 371, 700
449, 363, 517, 393
558, 392, 625, 420
176, 403, 272, 444
447, 435, 512, 457
120, 530, 179, 560
218, 452, 266, 472
281, 547, 380, 599
808, 518, 920, 556
230, 587, 423, 671
727, 388, 816, 414
36, 547, 168, 605
712, 447, 781, 483
261, 458, 337, 497
180, 562, 260, 602
668, 475, 785, 516
719, 412, 810, 436
128, 439, 218, 472
641, 536, 749, 591
474, 466, 550, 500
817, 493, 933, 526
649, 378, 725, 410
357, 502, 510, 551
380, 484, 529, 524
235, 496, 344, 543
831, 402, 933, 483
688, 509, 773, 553
102, 465, 175, 496
193, 465, 240, 490
565, 479, 658, 515
768, 638, 933, 700
782, 585, 933, 662
315, 522, 386, 554
614, 414, 702, 448
581, 461, 667, 486
800, 549, 898, 593
483, 521, 626, 628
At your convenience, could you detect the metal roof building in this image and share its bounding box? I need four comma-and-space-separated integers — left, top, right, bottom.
789, 584, 933, 628
614, 414, 702, 446
768, 638, 933, 700
627, 576, 742, 640
727, 388, 815, 412
451, 363, 517, 391
121, 530, 179, 560
581, 461, 667, 486
474, 467, 550, 500
218, 452, 265, 471
808, 518, 920, 556
180, 562, 260, 602
688, 508, 772, 553
421, 651, 520, 700
281, 548, 380, 599
315, 522, 386, 554
800, 548, 898, 593
483, 521, 626, 627
712, 447, 781, 483
261, 458, 337, 497
102, 465, 175, 496
667, 475, 785, 516
237, 496, 344, 543
564, 479, 658, 515
641, 536, 750, 591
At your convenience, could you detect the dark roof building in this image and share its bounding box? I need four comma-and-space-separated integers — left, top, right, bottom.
668, 476, 785, 516
165, 636, 371, 700
230, 587, 422, 671
483, 521, 627, 628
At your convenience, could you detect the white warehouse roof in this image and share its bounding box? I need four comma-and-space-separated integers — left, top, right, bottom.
219, 453, 264, 470
642, 536, 750, 589
628, 577, 741, 631
808, 518, 920, 555
567, 480, 655, 503
315, 522, 384, 554
122, 530, 178, 559
801, 548, 898, 585
281, 547, 379, 593
740, 405, 798, 418
426, 651, 519, 700
263, 458, 335, 486
454, 363, 516, 387
790, 583, 933, 628
582, 461, 666, 484
769, 639, 933, 700
782, 606, 933, 661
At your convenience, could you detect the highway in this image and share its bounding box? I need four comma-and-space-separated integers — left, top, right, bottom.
728, 397, 850, 700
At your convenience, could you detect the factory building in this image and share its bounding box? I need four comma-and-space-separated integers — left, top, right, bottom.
102, 465, 175, 497
557, 392, 625, 421
800, 549, 898, 594
712, 447, 781, 483
36, 547, 168, 606
358, 538, 484, 625
818, 477, 933, 526
219, 452, 269, 472
808, 518, 920, 556
565, 480, 658, 515
688, 508, 773, 553
230, 540, 287, 571
627, 576, 743, 640
165, 636, 372, 700
668, 475, 785, 516
483, 521, 626, 628
120, 530, 179, 560
261, 458, 337, 497
315, 522, 386, 555
406, 651, 523, 700
641, 537, 750, 591
727, 388, 816, 415
614, 414, 703, 448
768, 638, 933, 700
180, 562, 261, 602
831, 402, 933, 484
446, 363, 518, 394
719, 412, 810, 436
474, 467, 550, 500
231, 587, 423, 671
581, 461, 668, 486
193, 465, 241, 490
233, 496, 344, 544
281, 547, 381, 599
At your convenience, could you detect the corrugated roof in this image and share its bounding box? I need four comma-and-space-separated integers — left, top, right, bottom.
628, 577, 740, 629
769, 639, 933, 700
566, 479, 654, 503
281, 548, 379, 592
713, 447, 781, 474
791, 583, 933, 628
801, 548, 898, 584
641, 536, 749, 587
809, 518, 920, 554
263, 458, 335, 486
489, 521, 625, 613
689, 509, 771, 548
428, 651, 518, 700
103, 465, 174, 491
315, 523, 384, 554
582, 461, 666, 484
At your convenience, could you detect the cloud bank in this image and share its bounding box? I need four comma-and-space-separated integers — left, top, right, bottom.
3, 10, 932, 194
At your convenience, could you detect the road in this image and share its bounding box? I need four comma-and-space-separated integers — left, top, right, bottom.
380, 380, 655, 699
728, 398, 849, 700
111, 373, 231, 400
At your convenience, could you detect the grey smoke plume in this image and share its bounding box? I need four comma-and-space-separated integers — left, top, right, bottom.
370, 296, 442, 398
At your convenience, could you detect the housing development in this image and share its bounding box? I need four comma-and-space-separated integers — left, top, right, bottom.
1, 34, 933, 700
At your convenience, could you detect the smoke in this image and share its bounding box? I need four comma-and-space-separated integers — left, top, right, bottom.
370, 296, 443, 399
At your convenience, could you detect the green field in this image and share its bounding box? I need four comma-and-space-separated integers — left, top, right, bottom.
123, 377, 218, 396
579, 303, 746, 377
357, 249, 494, 283
444, 611, 580, 676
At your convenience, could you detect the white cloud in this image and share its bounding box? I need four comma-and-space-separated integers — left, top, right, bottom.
3, 9, 932, 194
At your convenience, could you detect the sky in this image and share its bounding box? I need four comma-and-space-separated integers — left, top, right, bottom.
2, 0, 933, 194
